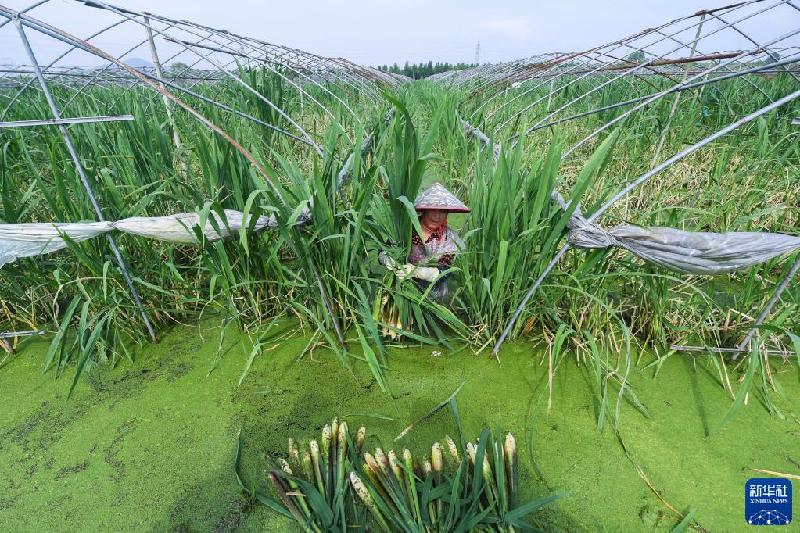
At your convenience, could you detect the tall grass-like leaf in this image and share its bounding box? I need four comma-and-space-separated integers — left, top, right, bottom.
238, 316, 281, 386
505, 492, 566, 526
584, 331, 608, 431
396, 195, 425, 238
714, 339, 761, 433
541, 127, 622, 263
395, 381, 466, 441
69, 313, 110, 397
788, 333, 800, 369
670, 507, 697, 533
43, 296, 81, 373
355, 323, 387, 392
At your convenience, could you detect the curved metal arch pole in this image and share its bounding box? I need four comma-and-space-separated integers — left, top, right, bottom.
466, 55, 571, 103
135, 67, 317, 147
11, 13, 156, 342
101, 38, 233, 123
289, 53, 379, 105
519, 53, 800, 134
552, 0, 766, 78
509, 0, 792, 145
441, 61, 485, 87
117, 5, 376, 101
337, 57, 387, 84
60, 20, 181, 112
158, 34, 239, 91
649, 26, 774, 101
214, 46, 359, 142
463, 60, 540, 111
485, 46, 677, 131
262, 44, 372, 116
481, 48, 641, 121
69, 0, 323, 155
323, 56, 385, 101
488, 46, 672, 135
710, 7, 800, 88
322, 56, 386, 101
0, 0, 48, 30
329, 57, 385, 97
467, 19, 679, 111
180, 25, 367, 124
440, 64, 478, 87
161, 22, 354, 138
732, 254, 800, 359
492, 85, 800, 356
474, 57, 536, 83
0, 17, 127, 119
508, 8, 769, 143
257, 42, 377, 101
477, 53, 599, 123
149, 32, 258, 91
470, 54, 582, 119
590, 49, 683, 85
145, 24, 226, 81
6, 7, 290, 206
465, 58, 521, 84
160, 32, 325, 114
467, 59, 545, 94
559, 23, 800, 159
226, 39, 362, 127
153, 54, 245, 121
103, 46, 230, 122
155, 39, 323, 156
489, 64, 611, 135
242, 42, 372, 101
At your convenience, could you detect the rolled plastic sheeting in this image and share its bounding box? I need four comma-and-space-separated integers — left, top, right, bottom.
113, 210, 275, 242
569, 220, 800, 274
3, 209, 799, 276
0, 221, 113, 267
0, 210, 274, 268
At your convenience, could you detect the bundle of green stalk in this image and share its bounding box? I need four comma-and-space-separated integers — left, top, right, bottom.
266, 418, 368, 531
265, 419, 560, 531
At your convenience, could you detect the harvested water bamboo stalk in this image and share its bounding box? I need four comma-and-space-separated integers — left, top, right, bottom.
350, 472, 391, 532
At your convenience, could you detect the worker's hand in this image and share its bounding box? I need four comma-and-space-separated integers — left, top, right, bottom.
412, 266, 439, 282
394, 263, 416, 281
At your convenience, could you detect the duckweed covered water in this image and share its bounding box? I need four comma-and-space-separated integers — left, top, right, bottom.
0, 321, 798, 531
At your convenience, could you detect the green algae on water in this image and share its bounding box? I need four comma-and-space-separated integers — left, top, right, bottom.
0, 321, 798, 531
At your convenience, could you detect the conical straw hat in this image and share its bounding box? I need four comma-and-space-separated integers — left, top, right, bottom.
414, 182, 470, 212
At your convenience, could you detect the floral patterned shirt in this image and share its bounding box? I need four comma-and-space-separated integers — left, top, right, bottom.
408, 226, 464, 269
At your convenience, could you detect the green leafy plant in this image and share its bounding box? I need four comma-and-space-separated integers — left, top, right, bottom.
249, 417, 562, 531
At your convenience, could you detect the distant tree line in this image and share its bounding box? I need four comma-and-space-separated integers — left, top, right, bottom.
376, 61, 477, 79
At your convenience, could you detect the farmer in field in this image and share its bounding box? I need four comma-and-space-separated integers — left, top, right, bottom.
387, 182, 469, 304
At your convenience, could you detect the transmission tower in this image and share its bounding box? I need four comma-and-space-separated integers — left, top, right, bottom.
474, 41, 480, 65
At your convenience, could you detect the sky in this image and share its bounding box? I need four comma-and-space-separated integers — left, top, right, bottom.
0, 0, 788, 66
